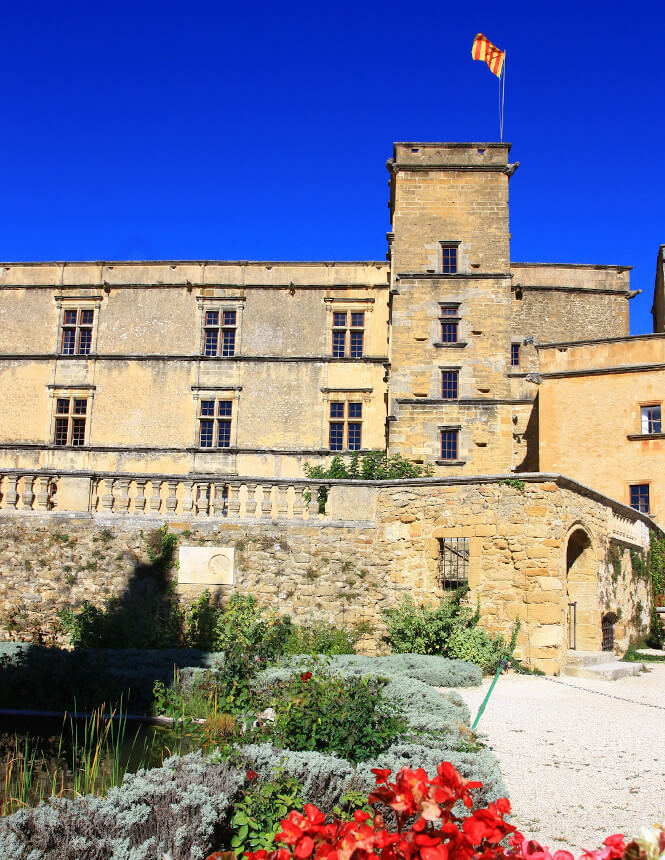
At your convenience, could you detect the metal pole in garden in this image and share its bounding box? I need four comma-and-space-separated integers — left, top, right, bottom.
471, 657, 509, 731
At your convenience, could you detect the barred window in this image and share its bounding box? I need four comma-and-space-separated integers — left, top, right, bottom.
438, 537, 469, 590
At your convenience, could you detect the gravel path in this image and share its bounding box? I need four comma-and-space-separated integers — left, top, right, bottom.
450, 665, 665, 855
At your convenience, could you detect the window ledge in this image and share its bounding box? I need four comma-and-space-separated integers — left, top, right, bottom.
433, 341, 468, 348
435, 460, 466, 466
627, 433, 665, 440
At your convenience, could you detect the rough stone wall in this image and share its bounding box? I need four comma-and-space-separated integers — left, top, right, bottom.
0, 477, 653, 674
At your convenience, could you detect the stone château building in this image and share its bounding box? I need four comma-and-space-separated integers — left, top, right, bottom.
0, 141, 662, 671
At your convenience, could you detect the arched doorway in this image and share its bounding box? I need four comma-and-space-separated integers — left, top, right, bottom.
566, 527, 600, 651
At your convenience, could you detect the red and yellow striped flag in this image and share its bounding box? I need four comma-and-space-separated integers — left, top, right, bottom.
471, 33, 505, 77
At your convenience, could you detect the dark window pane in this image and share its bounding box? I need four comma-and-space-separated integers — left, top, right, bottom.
333, 312, 346, 328
223, 310, 236, 326
441, 371, 459, 400
441, 430, 458, 460
73, 399, 87, 415
351, 312, 364, 328
329, 423, 344, 450
348, 423, 361, 450
440, 306, 457, 316
630, 484, 650, 513
63, 310, 77, 325
330, 402, 344, 419
642, 405, 662, 434
348, 402, 362, 419
441, 322, 458, 343
200, 419, 214, 447
350, 331, 364, 358
218, 420, 231, 447
204, 330, 218, 356
218, 400, 232, 416
332, 331, 346, 358
78, 328, 92, 354
54, 418, 69, 446
56, 398, 69, 414
62, 329, 76, 354
201, 400, 215, 416
205, 311, 219, 326
80, 310, 94, 325
71, 418, 86, 446
511, 344, 520, 367
441, 247, 457, 274
222, 330, 235, 357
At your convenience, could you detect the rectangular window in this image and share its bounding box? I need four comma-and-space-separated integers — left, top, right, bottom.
61, 308, 94, 355
440, 429, 458, 461
441, 246, 458, 274
439, 305, 459, 344
630, 484, 650, 514
53, 397, 87, 446
329, 401, 363, 450
441, 321, 458, 343
202, 309, 237, 357
511, 344, 520, 367
198, 399, 234, 448
439, 537, 469, 590
641, 405, 662, 434
441, 370, 459, 400
331, 310, 365, 358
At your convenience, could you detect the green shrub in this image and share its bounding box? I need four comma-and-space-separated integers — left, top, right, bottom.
383, 588, 517, 673
265, 667, 407, 763
230, 771, 303, 856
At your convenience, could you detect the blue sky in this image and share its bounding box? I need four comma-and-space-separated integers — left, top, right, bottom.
2, 0, 663, 333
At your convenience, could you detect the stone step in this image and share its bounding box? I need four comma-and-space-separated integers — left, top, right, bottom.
561, 661, 644, 681
564, 650, 614, 666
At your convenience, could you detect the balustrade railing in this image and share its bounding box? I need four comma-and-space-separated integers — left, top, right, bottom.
609, 510, 650, 548
0, 474, 58, 511
89, 476, 327, 520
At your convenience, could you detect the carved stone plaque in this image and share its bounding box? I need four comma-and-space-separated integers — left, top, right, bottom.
177, 546, 235, 585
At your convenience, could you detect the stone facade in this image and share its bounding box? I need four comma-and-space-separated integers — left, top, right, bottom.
0, 475, 655, 673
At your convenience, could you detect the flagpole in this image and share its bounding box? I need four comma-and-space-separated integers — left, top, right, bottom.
500, 51, 506, 142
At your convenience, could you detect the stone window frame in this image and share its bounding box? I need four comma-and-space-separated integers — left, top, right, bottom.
639, 402, 662, 435
196, 296, 245, 358
628, 482, 651, 515
439, 240, 461, 274
324, 298, 374, 360
440, 368, 459, 400
54, 295, 102, 356
48, 386, 95, 448
436, 424, 465, 466
192, 387, 241, 450
321, 388, 372, 452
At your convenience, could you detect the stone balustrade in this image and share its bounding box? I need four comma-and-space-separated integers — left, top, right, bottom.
0, 474, 58, 511
90, 476, 326, 520
609, 510, 650, 548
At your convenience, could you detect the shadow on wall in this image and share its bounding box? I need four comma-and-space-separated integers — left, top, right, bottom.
0, 528, 209, 715
514, 393, 539, 473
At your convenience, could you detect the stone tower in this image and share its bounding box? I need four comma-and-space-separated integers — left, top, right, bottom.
386, 142, 519, 473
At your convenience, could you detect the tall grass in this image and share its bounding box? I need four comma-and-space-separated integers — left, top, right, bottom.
0, 703, 155, 816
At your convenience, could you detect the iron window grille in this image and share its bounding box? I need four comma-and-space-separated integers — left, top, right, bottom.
438, 537, 469, 590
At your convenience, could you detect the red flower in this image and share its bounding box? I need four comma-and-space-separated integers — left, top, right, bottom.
301, 672, 312, 683
246, 769, 258, 783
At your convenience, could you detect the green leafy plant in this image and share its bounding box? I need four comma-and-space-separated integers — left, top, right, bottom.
383, 588, 518, 673
230, 770, 303, 856
498, 478, 526, 492
265, 665, 407, 763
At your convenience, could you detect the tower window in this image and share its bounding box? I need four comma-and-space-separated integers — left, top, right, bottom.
511, 344, 520, 367
441, 370, 459, 400
641, 405, 661, 434
440, 429, 459, 461
440, 245, 458, 274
